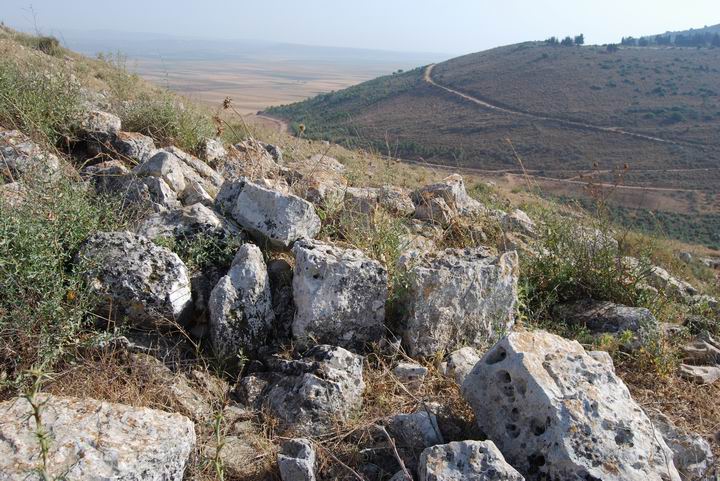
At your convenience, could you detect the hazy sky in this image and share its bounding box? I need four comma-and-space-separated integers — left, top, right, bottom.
3, 0, 720, 54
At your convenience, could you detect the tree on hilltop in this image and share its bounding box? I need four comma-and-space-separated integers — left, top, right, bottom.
545, 36, 559, 46
561, 36, 574, 47
574, 34, 585, 45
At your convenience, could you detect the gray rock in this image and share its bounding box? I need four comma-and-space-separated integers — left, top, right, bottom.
201, 138, 227, 163
413, 196, 455, 225
553, 299, 659, 346
0, 395, 195, 481
0, 129, 61, 182
219, 139, 280, 180
209, 244, 274, 359
646, 264, 697, 301
264, 345, 365, 435
682, 334, 720, 365
386, 409, 444, 454
462, 330, 680, 481
446, 347, 481, 385
111, 131, 157, 163
126, 175, 182, 212
136, 202, 242, 242
260, 141, 284, 163
80, 110, 122, 138
501, 209, 536, 237
344, 186, 380, 213
77, 231, 193, 325
412, 174, 484, 221
292, 239, 387, 348
83, 159, 131, 194
379, 185, 416, 217
398, 248, 519, 357
679, 364, 720, 385
651, 412, 715, 481
268, 258, 295, 338
393, 362, 429, 384
418, 440, 524, 481
216, 178, 321, 248
278, 438, 316, 481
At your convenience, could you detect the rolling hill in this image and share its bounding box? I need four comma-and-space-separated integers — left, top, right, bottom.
265, 41, 720, 247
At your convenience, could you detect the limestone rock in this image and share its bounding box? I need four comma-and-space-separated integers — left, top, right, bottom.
111, 131, 157, 163
647, 265, 698, 301
379, 185, 416, 217
553, 299, 659, 346
0, 129, 60, 182
651, 412, 715, 481
201, 138, 227, 163
344, 186, 380, 213
419, 440, 524, 481
77, 231, 193, 325
462, 330, 680, 481
136, 202, 242, 242
681, 334, 720, 365
0, 395, 195, 481
278, 438, 316, 481
209, 244, 274, 359
386, 409, 444, 455
218, 139, 280, 180
263, 345, 365, 435
679, 364, 720, 384
501, 209, 536, 237
412, 174, 484, 221
80, 110, 122, 138
446, 347, 481, 385
292, 239, 387, 348
83, 159, 130, 193
393, 362, 429, 384
216, 178, 321, 247
398, 248, 519, 357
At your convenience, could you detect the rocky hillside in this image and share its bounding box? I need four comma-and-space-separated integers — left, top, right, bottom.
1, 28, 720, 481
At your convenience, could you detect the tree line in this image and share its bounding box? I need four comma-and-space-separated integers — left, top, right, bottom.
621, 32, 720, 48
545, 34, 585, 47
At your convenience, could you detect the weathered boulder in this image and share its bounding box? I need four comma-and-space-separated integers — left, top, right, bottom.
393, 362, 429, 384
77, 231, 193, 325
386, 409, 444, 459
679, 364, 720, 384
260, 141, 283, 163
379, 185, 416, 217
125, 175, 183, 212
344, 186, 380, 214
216, 178, 321, 247
278, 438, 316, 481
445, 346, 481, 385
134, 148, 224, 205
647, 265, 698, 301
419, 440, 524, 481
501, 209, 536, 237
553, 299, 659, 345
201, 138, 227, 163
262, 345, 365, 435
0, 395, 195, 481
110, 131, 157, 163
209, 244, 274, 359
136, 202, 242, 242
398, 248, 519, 357
0, 129, 61, 182
292, 239, 387, 348
83, 159, 131, 193
80, 110, 122, 139
412, 174, 484, 221
462, 331, 680, 481
650, 412, 715, 481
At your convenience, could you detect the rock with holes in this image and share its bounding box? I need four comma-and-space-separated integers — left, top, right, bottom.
216, 178, 321, 248
650, 412, 714, 481
278, 438, 316, 481
111, 131, 157, 163
136, 202, 242, 242
398, 248, 519, 357
0, 394, 195, 481
0, 129, 61, 182
263, 345, 365, 435
412, 174, 485, 221
419, 440, 525, 481
462, 330, 680, 481
208, 243, 274, 359
553, 299, 659, 347
77, 231, 193, 326
291, 239, 387, 348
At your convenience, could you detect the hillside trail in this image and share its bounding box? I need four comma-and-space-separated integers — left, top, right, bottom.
423, 64, 703, 148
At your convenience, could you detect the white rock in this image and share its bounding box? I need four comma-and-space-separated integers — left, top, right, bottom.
412, 174, 485, 221
419, 440, 524, 481
80, 110, 122, 137
0, 129, 61, 182
462, 331, 680, 481
201, 138, 227, 163
386, 409, 444, 453
379, 185, 416, 217
264, 345, 365, 435
0, 395, 195, 481
209, 244, 274, 359
393, 362, 429, 383
77, 231, 193, 325
679, 364, 720, 384
398, 248, 519, 357
111, 131, 157, 163
292, 239, 387, 348
446, 347, 481, 385
278, 438, 316, 481
217, 178, 321, 247
651, 412, 715, 481
136, 202, 241, 241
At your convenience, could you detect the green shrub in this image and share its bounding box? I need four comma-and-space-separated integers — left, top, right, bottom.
154, 232, 245, 273
0, 58, 82, 146
0, 178, 131, 388
118, 92, 215, 153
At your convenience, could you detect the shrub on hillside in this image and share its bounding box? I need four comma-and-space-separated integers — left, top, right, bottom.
0, 58, 82, 146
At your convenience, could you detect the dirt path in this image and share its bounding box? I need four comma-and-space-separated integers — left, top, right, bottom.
248, 114, 290, 134
423, 64, 703, 148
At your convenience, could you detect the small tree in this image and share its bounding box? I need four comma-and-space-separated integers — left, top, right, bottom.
638, 37, 649, 47
606, 43, 619, 53
545, 36, 559, 46
574, 34, 585, 45
561, 36, 574, 47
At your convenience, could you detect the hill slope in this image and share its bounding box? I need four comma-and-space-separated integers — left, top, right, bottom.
265, 42, 720, 247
